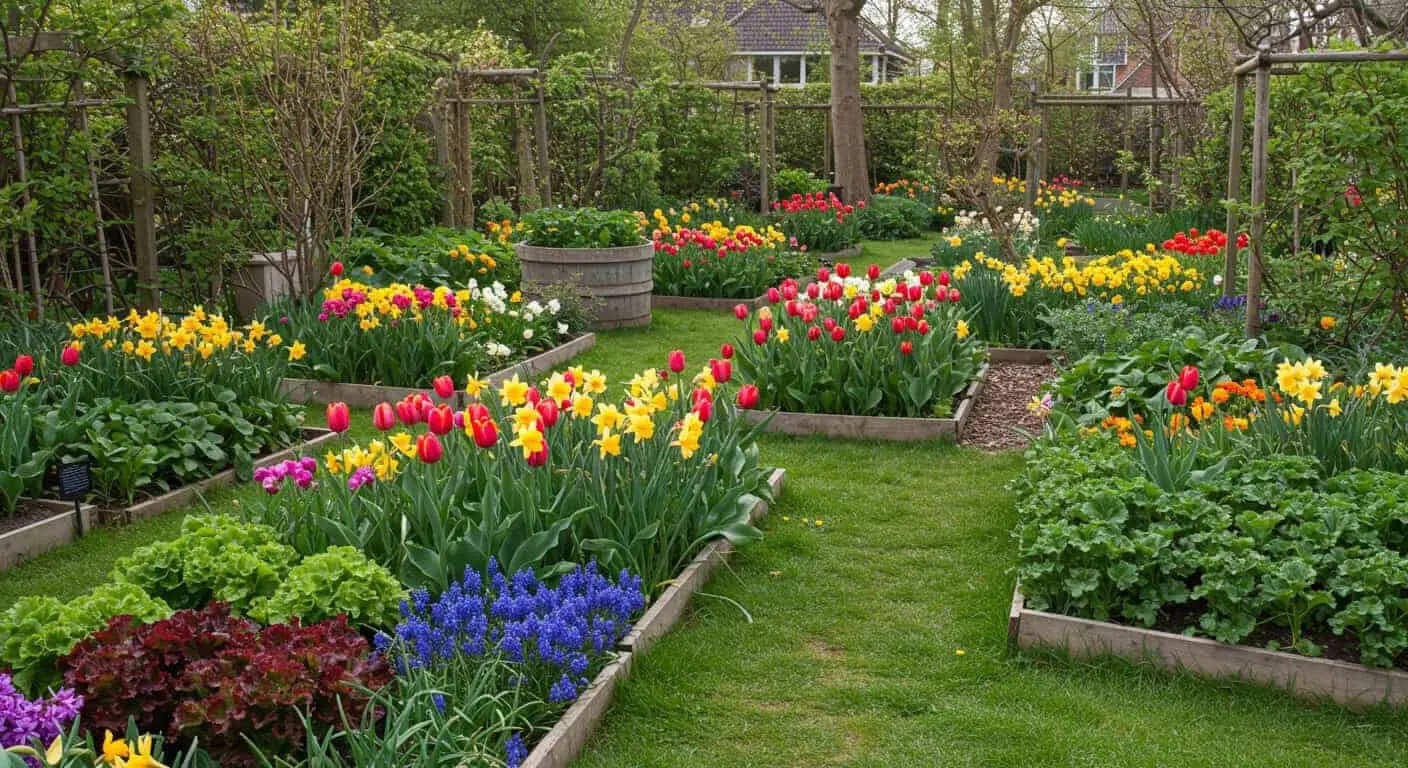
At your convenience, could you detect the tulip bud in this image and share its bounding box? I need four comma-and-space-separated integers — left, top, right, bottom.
867, 263, 880, 280
759, 316, 773, 332
710, 358, 732, 383
891, 317, 906, 335
734, 304, 750, 320
526, 387, 541, 406
836, 263, 851, 278
807, 325, 822, 341
428, 404, 455, 435
432, 375, 455, 399
736, 384, 760, 409
1178, 365, 1200, 392
325, 402, 350, 433
938, 271, 951, 287
823, 317, 837, 332
830, 326, 845, 342
817, 267, 831, 282
416, 432, 444, 464
12, 355, 32, 377
61, 345, 80, 366
694, 398, 713, 423
947, 288, 961, 303
1165, 381, 1189, 407
767, 287, 782, 303
806, 282, 820, 299
753, 329, 768, 345
916, 319, 930, 335
907, 284, 923, 302
372, 402, 396, 431
331, 261, 344, 277
900, 341, 913, 355
668, 349, 686, 373
396, 400, 418, 425
0, 369, 18, 393
721, 343, 734, 359
536, 398, 560, 428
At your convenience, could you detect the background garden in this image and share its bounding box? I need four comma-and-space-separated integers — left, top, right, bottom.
3, 0, 1408, 766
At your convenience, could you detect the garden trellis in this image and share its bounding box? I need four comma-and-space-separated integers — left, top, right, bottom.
1222, 48, 1408, 338
1, 22, 156, 318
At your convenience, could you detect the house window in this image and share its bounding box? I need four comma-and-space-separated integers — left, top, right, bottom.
1079, 63, 1116, 91
778, 56, 803, 85
748, 55, 772, 81
806, 55, 829, 83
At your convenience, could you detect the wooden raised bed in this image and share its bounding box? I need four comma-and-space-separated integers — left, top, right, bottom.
278, 334, 597, 406
740, 365, 989, 442
988, 347, 1064, 365
813, 245, 863, 265
120, 427, 340, 523
1008, 585, 1408, 709
652, 279, 816, 313
0, 499, 98, 572
522, 466, 787, 768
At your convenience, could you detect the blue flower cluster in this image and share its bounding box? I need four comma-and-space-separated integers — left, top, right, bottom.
379, 558, 645, 702
1209, 294, 1280, 324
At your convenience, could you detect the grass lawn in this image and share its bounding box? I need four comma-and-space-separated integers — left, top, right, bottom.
847, 235, 939, 271
3, 295, 1405, 765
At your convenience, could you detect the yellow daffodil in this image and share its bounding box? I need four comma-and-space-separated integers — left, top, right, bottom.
593, 431, 621, 458
465, 376, 488, 399
103, 731, 130, 764
510, 426, 545, 459
593, 404, 623, 434
500, 376, 529, 407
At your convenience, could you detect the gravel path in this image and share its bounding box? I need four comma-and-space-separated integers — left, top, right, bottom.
960, 361, 1059, 452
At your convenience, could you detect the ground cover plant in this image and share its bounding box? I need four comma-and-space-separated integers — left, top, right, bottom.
1018, 354, 1408, 667
729, 266, 984, 417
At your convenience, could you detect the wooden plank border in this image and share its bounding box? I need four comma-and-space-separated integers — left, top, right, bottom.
618, 467, 786, 655
740, 365, 988, 442
0, 500, 98, 572
121, 428, 340, 523
988, 347, 1064, 365
279, 334, 597, 406
652, 278, 815, 313
521, 466, 787, 767
1009, 584, 1408, 709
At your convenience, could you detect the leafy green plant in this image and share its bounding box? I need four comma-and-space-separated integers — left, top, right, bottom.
251, 546, 405, 629
772, 168, 828, 200
853, 195, 928, 241
519, 208, 642, 249
332, 227, 521, 290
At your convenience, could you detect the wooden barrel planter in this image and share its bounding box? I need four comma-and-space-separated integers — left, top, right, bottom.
516, 242, 654, 329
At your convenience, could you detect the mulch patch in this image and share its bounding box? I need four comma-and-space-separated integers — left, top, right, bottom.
960, 361, 1058, 452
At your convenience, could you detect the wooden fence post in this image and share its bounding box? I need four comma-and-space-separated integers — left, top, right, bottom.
1221, 74, 1244, 297
535, 76, 551, 208
758, 78, 772, 215
430, 102, 454, 226
1024, 104, 1043, 210
125, 71, 158, 312
1245, 58, 1270, 337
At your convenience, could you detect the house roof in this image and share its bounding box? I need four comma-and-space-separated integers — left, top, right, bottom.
724, 1, 910, 60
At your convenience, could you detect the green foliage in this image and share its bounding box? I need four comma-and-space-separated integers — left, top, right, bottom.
333, 227, 522, 290
0, 582, 171, 696
1071, 208, 1220, 254
773, 168, 828, 200
110, 515, 298, 614
251, 546, 405, 629
854, 195, 929, 241
519, 208, 641, 248
1042, 301, 1208, 361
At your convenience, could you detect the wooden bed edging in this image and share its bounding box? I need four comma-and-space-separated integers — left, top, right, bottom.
521, 466, 786, 767
280, 334, 597, 406
122, 428, 340, 523
740, 364, 988, 442
987, 347, 1064, 365
1009, 584, 1408, 709
0, 500, 98, 572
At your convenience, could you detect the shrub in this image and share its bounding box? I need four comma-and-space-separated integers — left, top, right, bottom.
519, 208, 641, 249
251, 546, 405, 629
730, 268, 985, 417
109, 515, 298, 614
854, 195, 928, 241
0, 583, 171, 696
59, 603, 391, 767
773, 168, 828, 200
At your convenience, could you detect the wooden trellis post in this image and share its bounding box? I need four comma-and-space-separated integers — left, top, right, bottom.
535, 74, 551, 208
124, 71, 158, 312
758, 78, 773, 215
1245, 55, 1271, 337
1221, 74, 1245, 298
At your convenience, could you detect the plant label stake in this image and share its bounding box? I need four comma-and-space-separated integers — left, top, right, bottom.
58, 457, 91, 537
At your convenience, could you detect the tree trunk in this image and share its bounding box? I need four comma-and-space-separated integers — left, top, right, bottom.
827, 0, 870, 203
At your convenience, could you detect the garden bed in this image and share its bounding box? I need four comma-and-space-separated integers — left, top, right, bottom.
652, 281, 815, 313
0, 499, 98, 572
113, 427, 339, 523
278, 334, 597, 406
1008, 584, 1408, 709
740, 365, 988, 442
520, 466, 785, 768
988, 347, 1063, 364
814, 245, 863, 265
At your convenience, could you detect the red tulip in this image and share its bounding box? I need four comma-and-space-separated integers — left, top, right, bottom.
526, 444, 549, 467
12, 355, 32, 377
60, 345, 80, 366
471, 417, 499, 448
736, 384, 760, 409
692, 387, 713, 407
536, 398, 560, 428
416, 432, 444, 463
823, 317, 837, 332
0, 369, 18, 393
396, 400, 419, 424
907, 284, 922, 302
1165, 380, 1188, 407
917, 319, 930, 335
830, 327, 845, 342
947, 288, 961, 303
428, 404, 455, 435
326, 402, 350, 433
938, 271, 951, 287
372, 402, 396, 431
331, 261, 344, 277
807, 325, 822, 341
817, 267, 831, 282
759, 316, 773, 332
753, 329, 767, 345
806, 282, 821, 299
900, 341, 913, 355
467, 403, 490, 423
433, 375, 455, 399
668, 349, 686, 373
1178, 365, 1200, 392
836, 263, 851, 278
891, 317, 906, 335
919, 271, 933, 286
867, 264, 880, 280
710, 358, 732, 383
525, 387, 541, 406
767, 287, 782, 303
721, 343, 734, 359
694, 398, 713, 423
734, 304, 749, 320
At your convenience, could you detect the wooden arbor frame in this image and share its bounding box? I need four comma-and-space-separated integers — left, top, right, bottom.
1222, 49, 1408, 337
1027, 92, 1200, 211
2, 29, 156, 315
